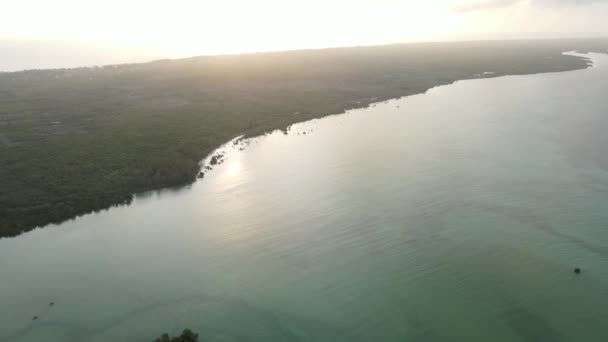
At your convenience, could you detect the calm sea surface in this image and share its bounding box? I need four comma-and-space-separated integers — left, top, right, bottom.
1, 53, 608, 342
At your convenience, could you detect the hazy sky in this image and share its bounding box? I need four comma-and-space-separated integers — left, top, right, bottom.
1, 0, 608, 59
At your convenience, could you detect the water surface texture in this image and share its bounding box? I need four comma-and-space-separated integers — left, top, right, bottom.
2, 54, 608, 342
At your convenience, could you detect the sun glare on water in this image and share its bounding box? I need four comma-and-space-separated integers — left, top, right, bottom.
224, 160, 243, 179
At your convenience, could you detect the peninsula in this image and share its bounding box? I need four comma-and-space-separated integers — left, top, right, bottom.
1, 38, 607, 237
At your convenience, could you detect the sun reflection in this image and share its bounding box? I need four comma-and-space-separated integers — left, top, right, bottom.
224, 160, 243, 178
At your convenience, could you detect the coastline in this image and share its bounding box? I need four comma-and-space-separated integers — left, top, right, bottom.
123, 52, 600, 215
1, 40, 607, 238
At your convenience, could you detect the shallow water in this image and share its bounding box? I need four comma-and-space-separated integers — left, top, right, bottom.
1, 53, 608, 342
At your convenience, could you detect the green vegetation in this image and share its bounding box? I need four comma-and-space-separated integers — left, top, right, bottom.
1, 39, 607, 237
154, 329, 198, 342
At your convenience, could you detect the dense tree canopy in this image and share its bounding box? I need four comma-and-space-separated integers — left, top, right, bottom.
154, 329, 199, 342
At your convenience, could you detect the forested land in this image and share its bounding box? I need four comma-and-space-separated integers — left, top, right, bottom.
1, 39, 607, 237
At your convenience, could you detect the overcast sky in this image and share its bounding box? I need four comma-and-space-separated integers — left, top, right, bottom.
1, 0, 607, 69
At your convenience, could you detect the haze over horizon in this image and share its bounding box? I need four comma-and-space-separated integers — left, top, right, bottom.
2, 0, 608, 71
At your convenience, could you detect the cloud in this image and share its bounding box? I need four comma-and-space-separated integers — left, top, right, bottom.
536, 0, 608, 5
532, 0, 608, 6
447, 0, 608, 12
448, 0, 520, 12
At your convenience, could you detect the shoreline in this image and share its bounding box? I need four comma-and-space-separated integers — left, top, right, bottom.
104, 52, 600, 216
2, 41, 607, 238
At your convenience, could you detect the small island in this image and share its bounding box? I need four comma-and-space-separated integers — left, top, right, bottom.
154, 329, 198, 342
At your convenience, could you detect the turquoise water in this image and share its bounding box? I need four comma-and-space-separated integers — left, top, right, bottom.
1, 53, 608, 342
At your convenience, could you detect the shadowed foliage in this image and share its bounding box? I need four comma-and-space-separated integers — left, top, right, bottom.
154, 329, 199, 342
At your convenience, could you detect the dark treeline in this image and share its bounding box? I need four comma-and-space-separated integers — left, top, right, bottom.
154, 329, 199, 342
1, 39, 608, 237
